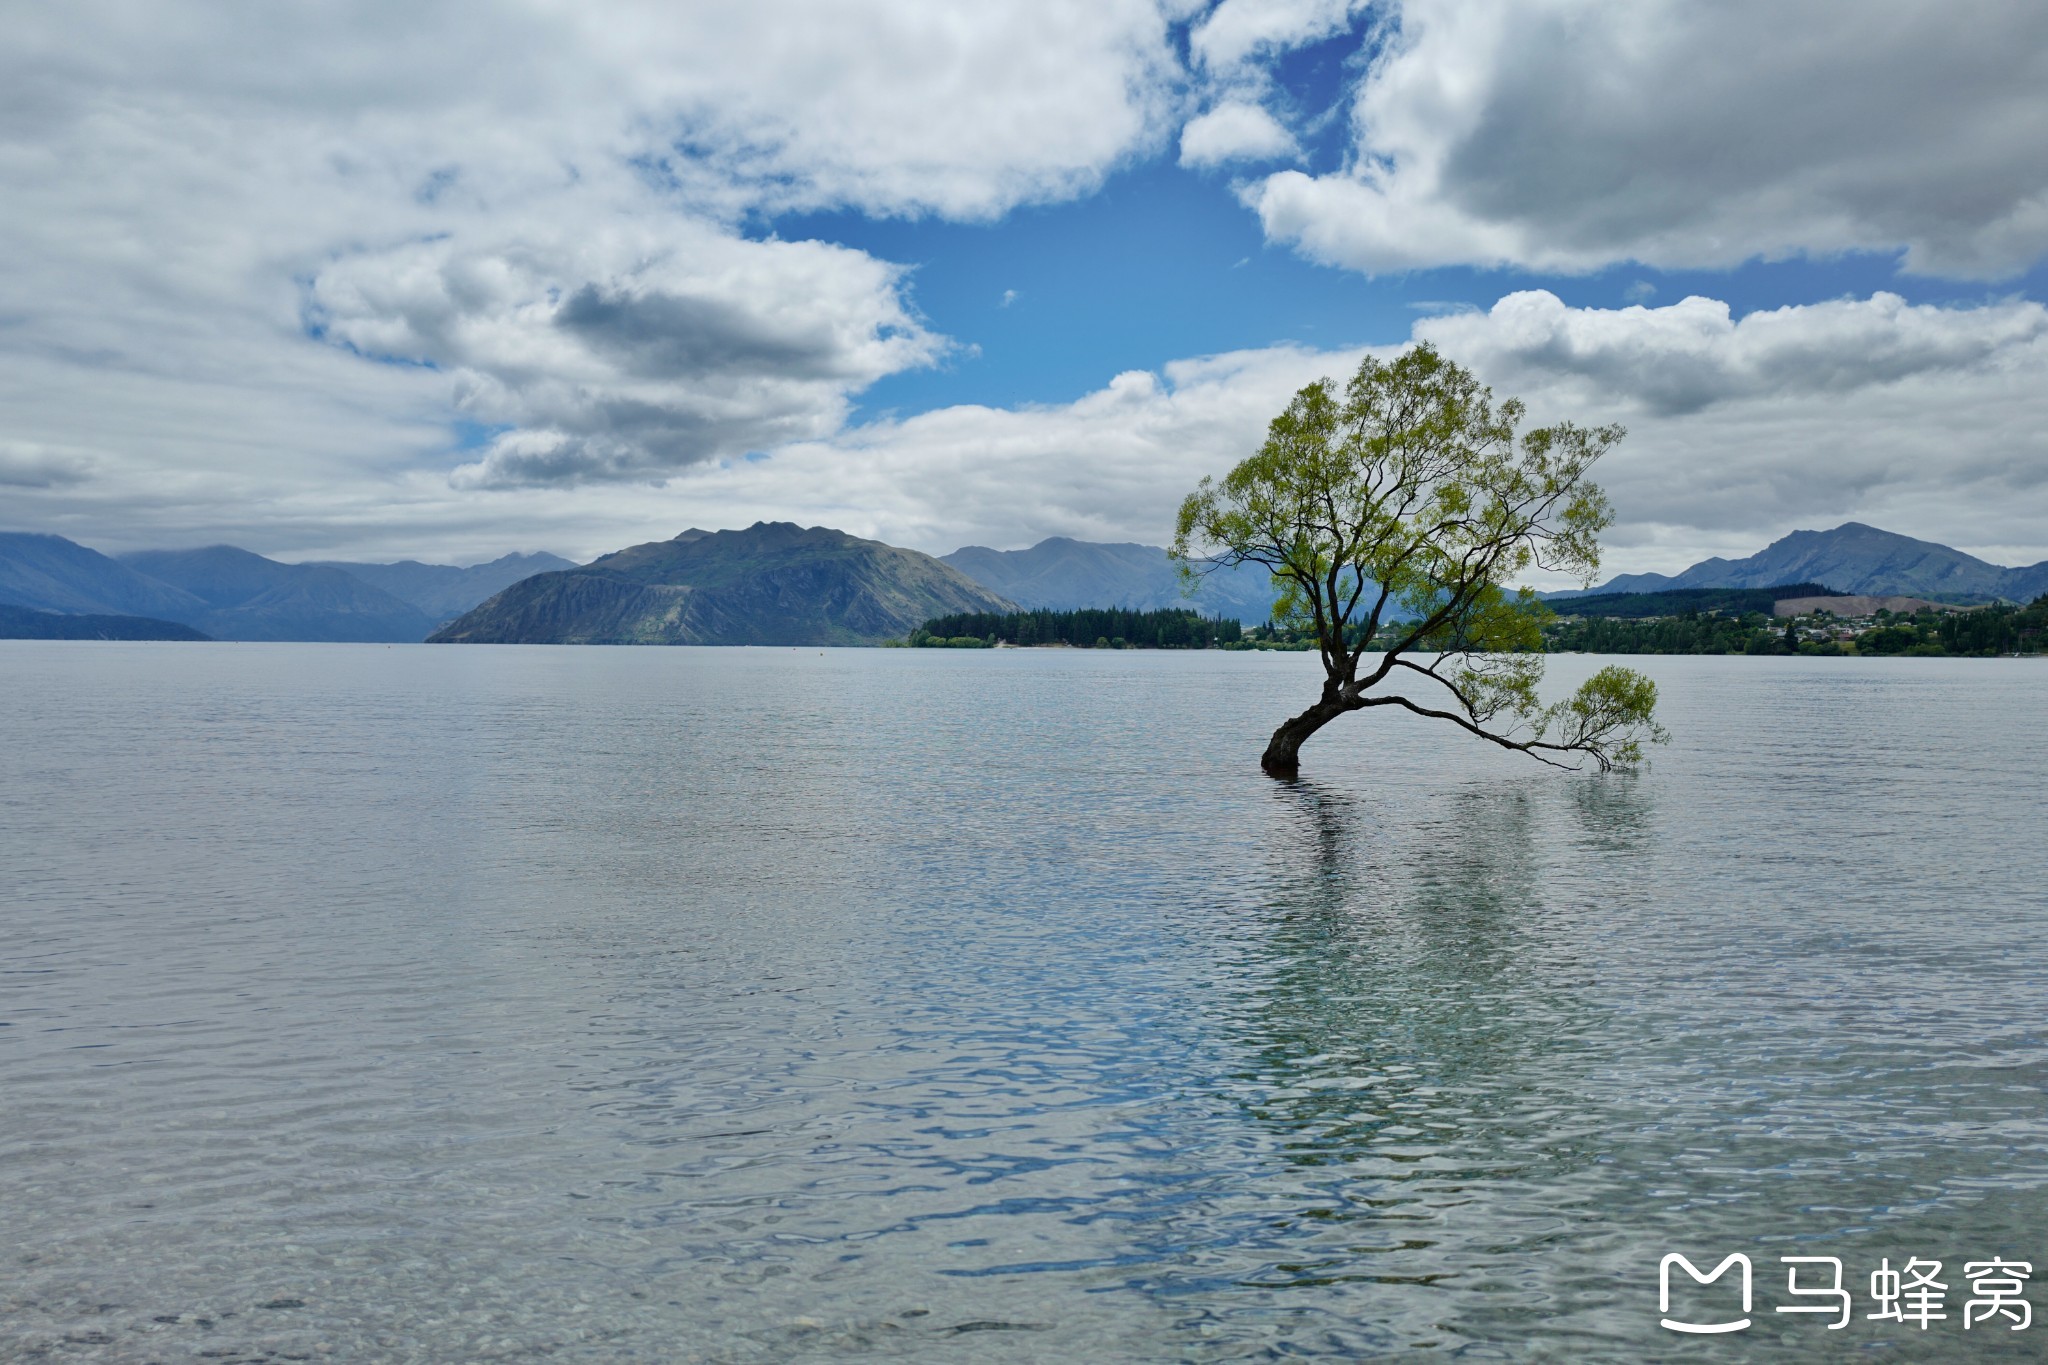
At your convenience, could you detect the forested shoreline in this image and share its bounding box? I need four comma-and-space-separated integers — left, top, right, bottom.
910, 596, 2048, 656
1543, 597, 2048, 656
911, 607, 1242, 648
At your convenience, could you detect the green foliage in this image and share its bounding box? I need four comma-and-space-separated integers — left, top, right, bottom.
1858, 624, 1922, 655
1937, 595, 2048, 655
1172, 343, 1665, 773
1544, 611, 1784, 655
913, 607, 1244, 649
1546, 667, 1669, 769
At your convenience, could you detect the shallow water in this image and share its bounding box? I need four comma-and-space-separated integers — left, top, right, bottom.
3, 643, 2046, 1361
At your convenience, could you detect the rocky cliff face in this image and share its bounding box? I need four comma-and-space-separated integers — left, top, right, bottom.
430, 522, 1016, 645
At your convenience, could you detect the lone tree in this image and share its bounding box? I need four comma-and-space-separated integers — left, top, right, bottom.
1172, 344, 1666, 778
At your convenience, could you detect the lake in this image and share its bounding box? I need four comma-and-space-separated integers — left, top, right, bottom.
4, 644, 2046, 1361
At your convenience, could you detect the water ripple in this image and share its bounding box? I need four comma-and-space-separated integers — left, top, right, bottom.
3, 644, 2045, 1360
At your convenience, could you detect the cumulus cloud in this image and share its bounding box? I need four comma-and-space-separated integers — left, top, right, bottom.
1179, 102, 1300, 168
0, 0, 1185, 547
1417, 291, 2048, 415
1245, 0, 2048, 276
309, 226, 941, 487
8, 0, 2048, 582
4, 1, 1181, 224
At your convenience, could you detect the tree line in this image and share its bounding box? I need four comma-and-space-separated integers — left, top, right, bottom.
1897, 597, 2047, 656
1542, 597, 2048, 656
1543, 611, 1788, 655
912, 607, 1244, 649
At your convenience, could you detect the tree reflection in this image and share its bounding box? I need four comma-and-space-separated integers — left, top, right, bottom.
1213, 778, 1647, 1289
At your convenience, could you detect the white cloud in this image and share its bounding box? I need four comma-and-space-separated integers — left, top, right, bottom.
310, 225, 942, 487
0, 0, 1187, 550
1246, 0, 2048, 277
1191, 0, 1368, 74
1179, 102, 1300, 168
1417, 291, 2048, 416
653, 347, 1357, 556
5, 1, 1181, 224
8, 0, 2048, 583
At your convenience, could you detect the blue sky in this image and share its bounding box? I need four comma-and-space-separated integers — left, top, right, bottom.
783, 172, 2048, 422
4, 1, 2047, 572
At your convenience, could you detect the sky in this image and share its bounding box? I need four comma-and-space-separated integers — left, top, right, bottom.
4, 0, 2048, 582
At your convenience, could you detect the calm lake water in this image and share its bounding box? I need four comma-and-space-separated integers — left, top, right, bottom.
4, 643, 2046, 1362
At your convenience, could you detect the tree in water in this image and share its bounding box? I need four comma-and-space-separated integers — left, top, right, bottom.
1171, 344, 1667, 778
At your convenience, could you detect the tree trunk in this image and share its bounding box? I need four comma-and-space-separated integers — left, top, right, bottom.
1260, 698, 1352, 778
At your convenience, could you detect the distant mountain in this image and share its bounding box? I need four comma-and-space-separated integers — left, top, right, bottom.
120, 546, 435, 642
1562, 523, 2048, 603
432, 522, 1016, 645
308, 551, 577, 622
0, 603, 210, 641
0, 532, 209, 619
943, 537, 1279, 623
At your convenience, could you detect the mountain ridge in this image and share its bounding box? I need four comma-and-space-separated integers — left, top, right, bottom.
432, 522, 1016, 645
307, 551, 578, 622
0, 532, 211, 620
121, 546, 437, 643
1, 532, 588, 641
1561, 523, 2048, 602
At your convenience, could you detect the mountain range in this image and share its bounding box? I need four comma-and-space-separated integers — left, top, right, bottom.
1562, 523, 2048, 603
8, 520, 2044, 646
942, 537, 1278, 623
307, 552, 575, 620
0, 533, 573, 642
433, 523, 1012, 645
0, 532, 214, 622
121, 546, 438, 643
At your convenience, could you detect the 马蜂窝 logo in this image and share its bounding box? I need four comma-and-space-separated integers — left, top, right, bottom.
1659, 1252, 2031, 1334
1660, 1253, 1752, 1334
